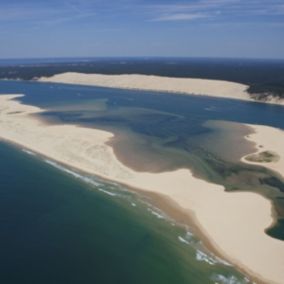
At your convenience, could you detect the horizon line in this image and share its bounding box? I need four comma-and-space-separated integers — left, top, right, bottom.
0, 55, 284, 62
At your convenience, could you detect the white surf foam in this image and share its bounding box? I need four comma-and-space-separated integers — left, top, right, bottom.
196, 249, 218, 265
178, 230, 232, 267
97, 187, 117, 197
178, 236, 190, 245
44, 159, 83, 179
211, 274, 251, 284
147, 208, 165, 219
43, 159, 118, 197
22, 149, 36, 156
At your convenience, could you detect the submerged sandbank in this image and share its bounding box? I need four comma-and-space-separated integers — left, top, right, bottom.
1, 94, 284, 283
38, 72, 284, 105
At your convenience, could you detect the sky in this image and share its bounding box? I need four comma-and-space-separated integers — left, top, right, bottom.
0, 0, 284, 59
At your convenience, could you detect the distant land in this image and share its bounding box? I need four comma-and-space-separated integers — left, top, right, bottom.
0, 57, 284, 102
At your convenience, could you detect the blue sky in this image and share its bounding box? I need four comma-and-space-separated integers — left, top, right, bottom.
0, 0, 284, 59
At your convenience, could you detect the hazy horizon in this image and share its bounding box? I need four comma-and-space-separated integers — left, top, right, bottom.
1, 55, 284, 62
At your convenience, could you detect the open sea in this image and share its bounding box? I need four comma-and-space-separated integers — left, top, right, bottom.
1, 79, 284, 283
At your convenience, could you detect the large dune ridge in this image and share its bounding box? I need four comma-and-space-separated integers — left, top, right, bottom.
1, 94, 284, 283
38, 72, 284, 105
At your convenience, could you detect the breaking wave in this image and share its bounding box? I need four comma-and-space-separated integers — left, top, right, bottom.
43, 159, 118, 197
211, 274, 251, 284
97, 187, 117, 197
22, 149, 36, 156
196, 249, 219, 265
177, 230, 232, 268
178, 236, 190, 245
147, 208, 165, 219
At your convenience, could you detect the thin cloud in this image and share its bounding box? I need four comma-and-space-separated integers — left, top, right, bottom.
148, 0, 237, 13
0, 1, 96, 25
41, 12, 96, 27
153, 13, 208, 22
0, 6, 57, 22
0, 0, 284, 26
148, 0, 284, 22
148, 0, 236, 22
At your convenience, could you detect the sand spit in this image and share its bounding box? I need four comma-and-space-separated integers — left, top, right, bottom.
1, 95, 284, 284
38, 72, 284, 105
242, 125, 284, 179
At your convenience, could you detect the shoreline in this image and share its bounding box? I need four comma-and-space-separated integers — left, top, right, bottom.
242, 124, 284, 179
38, 72, 284, 106
1, 94, 284, 284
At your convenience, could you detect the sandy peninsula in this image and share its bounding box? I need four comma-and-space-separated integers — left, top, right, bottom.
242, 125, 284, 179
38, 72, 284, 105
1, 94, 284, 284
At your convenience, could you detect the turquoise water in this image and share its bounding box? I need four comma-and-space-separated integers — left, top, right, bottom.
1, 80, 284, 283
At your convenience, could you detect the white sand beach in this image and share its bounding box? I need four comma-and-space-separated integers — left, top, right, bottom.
38, 72, 284, 105
242, 125, 284, 179
1, 94, 284, 284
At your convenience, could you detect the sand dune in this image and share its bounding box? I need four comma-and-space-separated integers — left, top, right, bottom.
39, 72, 251, 101
1, 94, 284, 284
38, 72, 284, 105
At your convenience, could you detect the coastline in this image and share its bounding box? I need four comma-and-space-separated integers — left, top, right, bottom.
1, 94, 284, 283
38, 72, 284, 106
